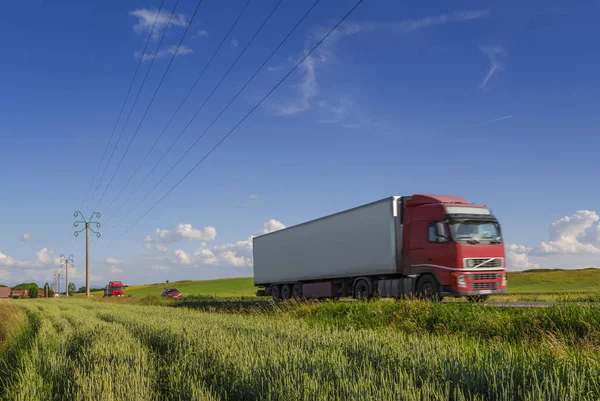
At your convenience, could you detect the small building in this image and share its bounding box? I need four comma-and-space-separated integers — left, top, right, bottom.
38, 289, 45, 298
11, 289, 28, 298
0, 287, 11, 298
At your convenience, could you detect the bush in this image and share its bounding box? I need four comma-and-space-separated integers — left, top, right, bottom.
28, 285, 38, 299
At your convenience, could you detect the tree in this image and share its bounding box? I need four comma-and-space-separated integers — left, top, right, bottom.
77, 286, 86, 293
29, 284, 39, 298
48, 288, 55, 297
0, 284, 7, 288
68, 282, 76, 295
13, 282, 37, 290
166, 280, 169, 284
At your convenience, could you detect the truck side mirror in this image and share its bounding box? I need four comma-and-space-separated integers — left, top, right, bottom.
436, 222, 449, 243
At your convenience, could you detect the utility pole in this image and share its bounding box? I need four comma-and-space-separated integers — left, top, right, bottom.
73, 211, 101, 298
56, 270, 64, 296
59, 254, 74, 297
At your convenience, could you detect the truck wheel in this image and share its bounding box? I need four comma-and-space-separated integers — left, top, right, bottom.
281, 284, 291, 300
271, 285, 281, 301
416, 275, 442, 301
467, 295, 489, 303
353, 279, 371, 301
292, 283, 303, 300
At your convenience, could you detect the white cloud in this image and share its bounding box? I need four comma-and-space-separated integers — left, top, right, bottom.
274, 55, 317, 116
257, 219, 286, 235
193, 248, 218, 265
109, 265, 124, 274
0, 248, 60, 269
173, 249, 194, 265
317, 97, 358, 127
146, 224, 217, 243
476, 115, 513, 126
0, 269, 10, 281
156, 245, 169, 253
250, 194, 259, 200
145, 243, 153, 251
20, 233, 31, 242
231, 38, 239, 48
138, 45, 194, 61
396, 9, 490, 32
274, 9, 490, 119
267, 66, 280, 72
105, 257, 129, 265
172, 219, 286, 268
0, 252, 15, 267
507, 210, 600, 270
506, 244, 540, 270
195, 30, 208, 38
129, 8, 188, 41
36, 248, 58, 265
480, 46, 507, 91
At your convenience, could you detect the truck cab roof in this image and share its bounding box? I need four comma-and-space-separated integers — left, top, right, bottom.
406, 194, 470, 206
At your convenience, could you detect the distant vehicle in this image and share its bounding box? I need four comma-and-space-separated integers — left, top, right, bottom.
161, 288, 182, 299
104, 281, 124, 297
253, 195, 506, 302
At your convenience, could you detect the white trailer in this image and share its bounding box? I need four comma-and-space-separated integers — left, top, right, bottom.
253, 197, 406, 299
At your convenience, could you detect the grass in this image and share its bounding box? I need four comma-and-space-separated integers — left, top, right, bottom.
0, 302, 25, 355
76, 277, 258, 299
2, 299, 600, 400
179, 298, 600, 347
506, 268, 600, 293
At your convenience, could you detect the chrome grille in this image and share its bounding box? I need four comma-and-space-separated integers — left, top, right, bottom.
472, 282, 497, 290
470, 273, 501, 281
465, 258, 503, 268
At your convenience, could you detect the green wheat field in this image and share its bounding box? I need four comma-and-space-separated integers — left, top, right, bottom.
2, 269, 600, 400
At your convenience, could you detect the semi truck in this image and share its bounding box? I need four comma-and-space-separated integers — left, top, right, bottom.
253, 195, 506, 301
104, 281, 124, 297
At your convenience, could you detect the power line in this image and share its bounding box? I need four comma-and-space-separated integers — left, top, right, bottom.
101, 0, 253, 220
103, 0, 364, 247
79, 0, 166, 214
102, 0, 285, 227
93, 0, 206, 213
84, 0, 183, 214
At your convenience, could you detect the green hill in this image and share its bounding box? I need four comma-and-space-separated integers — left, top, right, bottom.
506, 268, 600, 293
80, 268, 600, 299
86, 277, 257, 298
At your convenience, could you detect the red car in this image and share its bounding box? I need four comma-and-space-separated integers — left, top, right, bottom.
161, 288, 182, 299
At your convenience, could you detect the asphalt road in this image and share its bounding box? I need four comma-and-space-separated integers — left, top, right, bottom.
178, 299, 598, 308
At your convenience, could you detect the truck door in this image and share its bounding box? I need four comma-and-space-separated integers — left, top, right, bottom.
408, 220, 454, 273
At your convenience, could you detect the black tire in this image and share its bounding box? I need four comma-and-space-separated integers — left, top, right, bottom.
271, 285, 281, 301
353, 279, 371, 301
281, 284, 291, 300
291, 283, 303, 300
467, 295, 489, 303
416, 275, 442, 301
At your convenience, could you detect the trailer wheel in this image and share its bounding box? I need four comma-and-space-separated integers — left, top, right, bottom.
467, 295, 489, 303
353, 279, 371, 301
271, 285, 281, 301
416, 275, 442, 301
281, 284, 291, 300
291, 283, 303, 300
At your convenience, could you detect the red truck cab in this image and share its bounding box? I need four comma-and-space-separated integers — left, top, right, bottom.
402, 195, 506, 299
104, 281, 124, 297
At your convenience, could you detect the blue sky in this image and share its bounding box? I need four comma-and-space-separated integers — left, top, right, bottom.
1, 0, 599, 287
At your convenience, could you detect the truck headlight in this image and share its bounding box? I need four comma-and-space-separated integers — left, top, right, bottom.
502, 273, 507, 287
455, 273, 467, 288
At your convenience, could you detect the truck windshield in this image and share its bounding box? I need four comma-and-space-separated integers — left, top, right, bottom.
111, 286, 123, 291
449, 221, 502, 244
